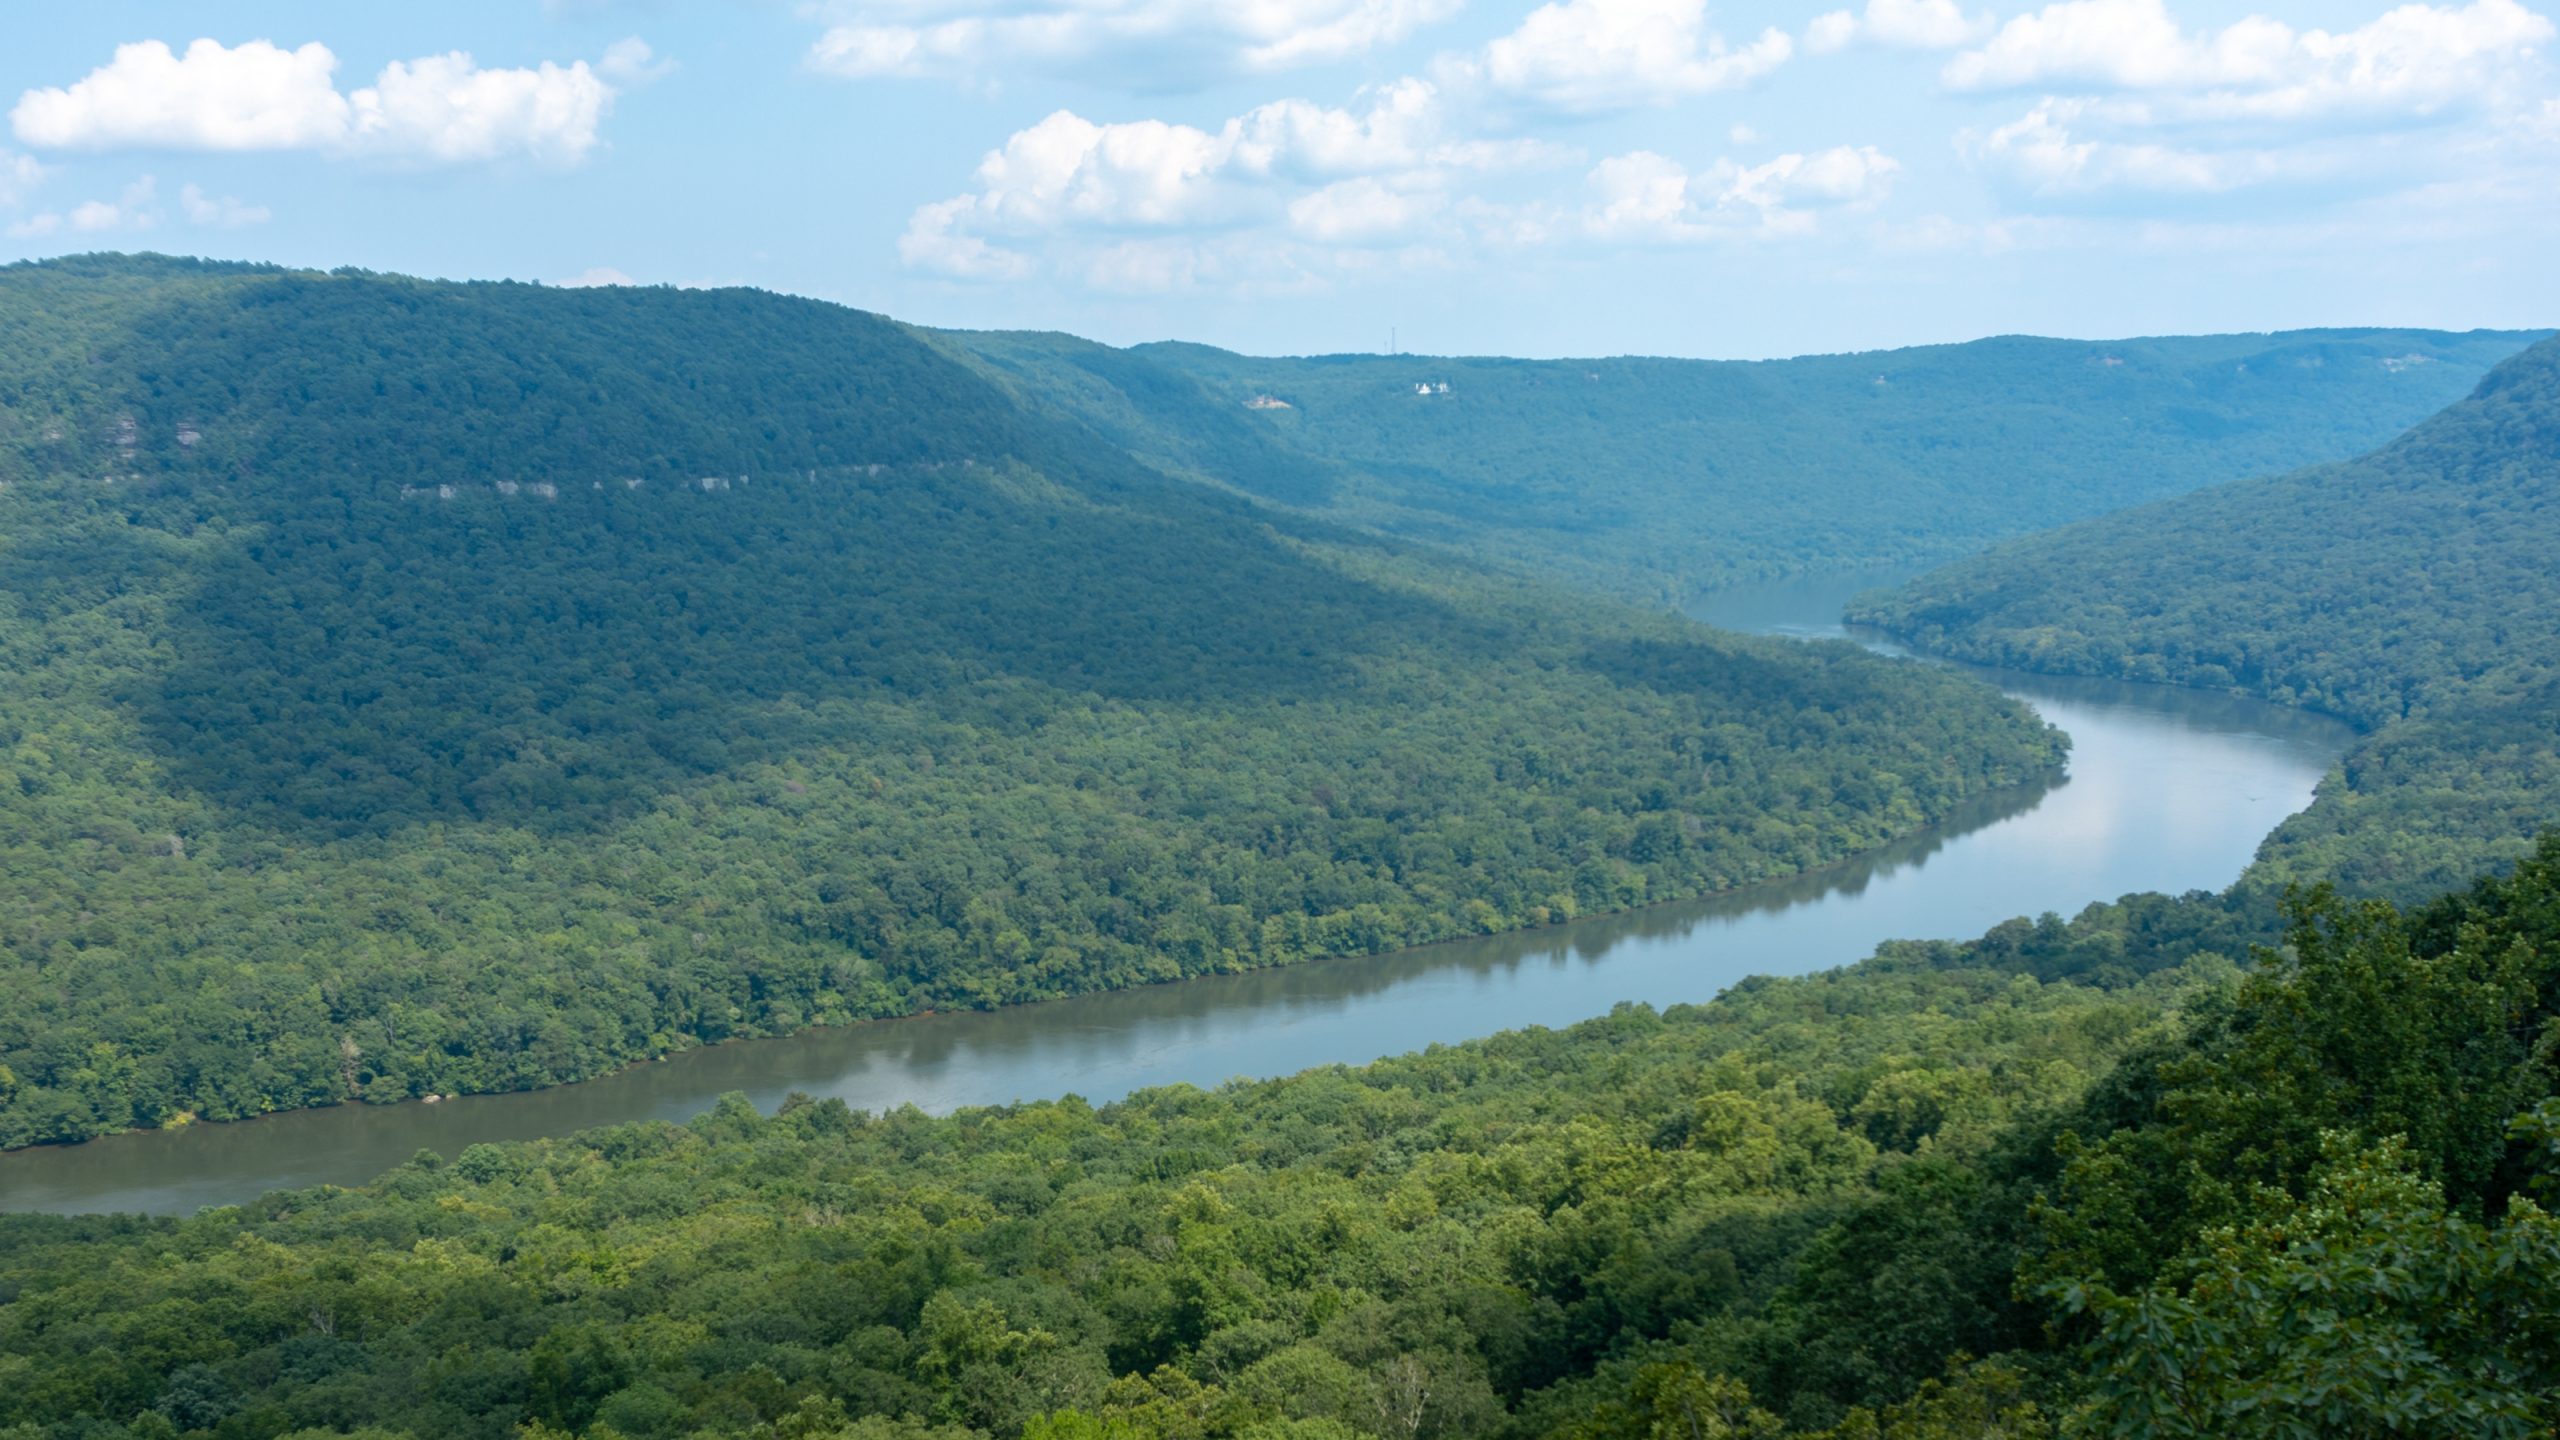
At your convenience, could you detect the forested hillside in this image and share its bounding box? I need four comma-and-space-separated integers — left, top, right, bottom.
0, 254, 2070, 1147
1853, 334, 2560, 899
4, 836, 2552, 1439
950, 326, 2539, 606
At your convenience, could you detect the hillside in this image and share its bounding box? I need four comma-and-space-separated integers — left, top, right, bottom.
3, 835, 2551, 1439
0, 254, 2068, 1147
1853, 334, 2560, 898
949, 326, 2541, 606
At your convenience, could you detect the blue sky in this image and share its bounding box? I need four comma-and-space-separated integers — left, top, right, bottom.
3, 0, 2555, 357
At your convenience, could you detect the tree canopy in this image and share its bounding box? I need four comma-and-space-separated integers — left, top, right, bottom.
0, 255, 2064, 1145
1854, 333, 2560, 901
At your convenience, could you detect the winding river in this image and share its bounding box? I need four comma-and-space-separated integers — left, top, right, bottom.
0, 567, 2355, 1216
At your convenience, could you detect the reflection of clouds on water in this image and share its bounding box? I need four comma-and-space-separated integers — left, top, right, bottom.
0, 577, 2357, 1218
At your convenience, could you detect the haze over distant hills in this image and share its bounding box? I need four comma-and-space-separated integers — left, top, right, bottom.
952, 325, 2543, 605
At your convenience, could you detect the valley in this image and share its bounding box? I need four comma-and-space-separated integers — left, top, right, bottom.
0, 576, 2351, 1215
0, 256, 2554, 1440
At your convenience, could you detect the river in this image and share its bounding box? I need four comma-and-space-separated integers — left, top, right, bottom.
0, 567, 2355, 1216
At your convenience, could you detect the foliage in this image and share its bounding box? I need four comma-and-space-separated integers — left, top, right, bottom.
2064, 1136, 2560, 1440
0, 955, 2180, 1439
5, 253, 2557, 1439
0, 255, 2066, 1145
1852, 335, 2560, 900
9, 840, 2557, 1437
952, 327, 2538, 607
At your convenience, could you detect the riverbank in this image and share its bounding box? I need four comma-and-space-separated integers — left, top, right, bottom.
0, 576, 2351, 1215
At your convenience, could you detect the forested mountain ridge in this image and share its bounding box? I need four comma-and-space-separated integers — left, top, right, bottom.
1853, 333, 2560, 899
0, 253, 2068, 1147
948, 324, 2542, 606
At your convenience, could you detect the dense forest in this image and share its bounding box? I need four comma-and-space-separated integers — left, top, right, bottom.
1852, 334, 2560, 902
6, 253, 2556, 1439
1, 835, 2551, 1439
950, 326, 2539, 606
0, 255, 2074, 1147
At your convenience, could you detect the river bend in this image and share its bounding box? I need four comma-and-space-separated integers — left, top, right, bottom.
0, 568, 2353, 1215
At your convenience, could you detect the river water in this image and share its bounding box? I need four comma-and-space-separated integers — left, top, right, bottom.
0, 567, 2355, 1216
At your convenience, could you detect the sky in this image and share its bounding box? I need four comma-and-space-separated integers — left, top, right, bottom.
2, 0, 2555, 358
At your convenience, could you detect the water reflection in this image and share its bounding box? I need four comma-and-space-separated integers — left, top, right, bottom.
0, 572, 2355, 1216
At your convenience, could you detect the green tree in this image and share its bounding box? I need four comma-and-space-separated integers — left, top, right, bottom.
2065, 1134, 2560, 1439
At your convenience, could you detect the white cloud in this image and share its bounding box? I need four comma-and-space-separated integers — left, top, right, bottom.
350, 52, 614, 165
900, 198, 1039, 279
1463, 0, 1793, 113
900, 80, 1528, 278
896, 35, 1921, 289
0, 148, 42, 207
13, 40, 349, 151
899, 107, 1291, 277
1288, 174, 1442, 242
974, 110, 1235, 229
1586, 144, 1900, 239
1964, 100, 2303, 192
1945, 0, 2555, 120
598, 38, 675, 85
11, 37, 635, 166
1807, 0, 1993, 53
557, 266, 640, 287
807, 0, 1460, 82
179, 182, 269, 227
8, 174, 160, 239
1940, 0, 2560, 210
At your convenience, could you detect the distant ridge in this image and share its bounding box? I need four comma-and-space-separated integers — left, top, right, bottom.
1855, 333, 2560, 897
948, 323, 2543, 606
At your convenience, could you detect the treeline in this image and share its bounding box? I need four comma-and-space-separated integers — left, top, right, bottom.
1853, 333, 2560, 903
0, 255, 2063, 1146
4, 835, 2553, 1439
953, 325, 2539, 606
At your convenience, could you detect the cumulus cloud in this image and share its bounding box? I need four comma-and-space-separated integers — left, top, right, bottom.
1963, 100, 2304, 193
898, 79, 1565, 280
8, 174, 160, 239
1806, 0, 1993, 54
807, 0, 1459, 82
1586, 144, 1900, 239
597, 38, 675, 84
13, 40, 349, 151
901, 110, 1236, 279
1944, 0, 2554, 119
1945, 0, 2559, 207
893, 10, 1930, 290
10, 37, 643, 166
0, 148, 42, 208
1459, 0, 1793, 113
179, 182, 269, 227
1288, 174, 1445, 241
557, 266, 641, 287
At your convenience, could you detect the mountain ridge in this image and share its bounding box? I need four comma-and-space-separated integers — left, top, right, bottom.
1853, 333, 2560, 897
0, 253, 2062, 1146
